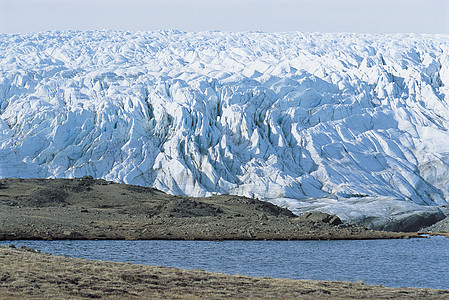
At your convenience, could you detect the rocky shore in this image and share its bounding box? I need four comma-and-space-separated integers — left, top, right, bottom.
0, 177, 423, 241
1, 245, 448, 299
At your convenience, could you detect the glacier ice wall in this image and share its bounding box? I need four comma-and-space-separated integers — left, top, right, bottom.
1, 31, 449, 227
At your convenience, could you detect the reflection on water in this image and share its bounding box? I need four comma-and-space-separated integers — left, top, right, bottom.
2, 237, 448, 289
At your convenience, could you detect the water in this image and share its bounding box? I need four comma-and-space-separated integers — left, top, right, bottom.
2, 237, 448, 289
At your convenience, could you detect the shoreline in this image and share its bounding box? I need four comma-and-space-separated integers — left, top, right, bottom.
1, 245, 448, 299
1, 229, 445, 242
0, 231, 426, 241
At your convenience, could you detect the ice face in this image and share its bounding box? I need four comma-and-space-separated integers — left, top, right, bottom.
1, 31, 448, 228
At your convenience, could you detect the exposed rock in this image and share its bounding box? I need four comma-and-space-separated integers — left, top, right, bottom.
360, 210, 446, 232
299, 212, 343, 226
423, 214, 449, 233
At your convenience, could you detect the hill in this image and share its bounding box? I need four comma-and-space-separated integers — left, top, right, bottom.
0, 177, 422, 240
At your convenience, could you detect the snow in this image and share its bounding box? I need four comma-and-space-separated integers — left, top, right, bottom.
1, 30, 449, 228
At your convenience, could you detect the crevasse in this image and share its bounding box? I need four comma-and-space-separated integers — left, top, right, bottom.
1, 31, 449, 229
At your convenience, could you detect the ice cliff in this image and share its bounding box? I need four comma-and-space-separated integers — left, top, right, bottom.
1, 30, 449, 230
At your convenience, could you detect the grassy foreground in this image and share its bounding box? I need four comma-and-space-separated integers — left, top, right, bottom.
1, 246, 448, 299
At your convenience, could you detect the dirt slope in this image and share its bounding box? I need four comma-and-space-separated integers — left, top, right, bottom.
0, 177, 421, 240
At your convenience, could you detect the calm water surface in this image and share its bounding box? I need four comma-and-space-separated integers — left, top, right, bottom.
2, 237, 448, 289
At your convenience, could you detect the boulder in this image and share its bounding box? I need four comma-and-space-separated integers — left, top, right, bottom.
299, 212, 343, 225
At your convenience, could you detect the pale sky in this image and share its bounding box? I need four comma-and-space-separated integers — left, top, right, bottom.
0, 0, 448, 34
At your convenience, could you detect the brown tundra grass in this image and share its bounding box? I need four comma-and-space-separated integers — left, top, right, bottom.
1, 246, 449, 299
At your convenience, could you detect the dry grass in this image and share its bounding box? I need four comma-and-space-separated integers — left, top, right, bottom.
1, 246, 448, 299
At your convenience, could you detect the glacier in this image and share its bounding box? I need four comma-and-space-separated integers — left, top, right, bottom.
1, 30, 449, 230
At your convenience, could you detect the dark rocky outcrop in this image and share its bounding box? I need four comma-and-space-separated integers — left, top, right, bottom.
299, 212, 343, 225
358, 210, 447, 232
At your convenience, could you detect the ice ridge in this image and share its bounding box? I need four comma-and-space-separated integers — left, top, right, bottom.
1, 31, 449, 229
